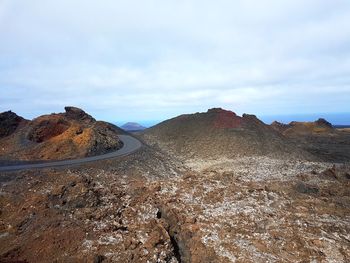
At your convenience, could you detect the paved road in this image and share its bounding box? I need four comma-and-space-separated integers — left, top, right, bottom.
0, 135, 142, 172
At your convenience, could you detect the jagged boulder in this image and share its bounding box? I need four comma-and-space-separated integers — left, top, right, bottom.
64, 106, 95, 122
0, 111, 27, 138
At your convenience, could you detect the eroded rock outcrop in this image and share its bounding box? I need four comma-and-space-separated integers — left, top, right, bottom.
0, 111, 28, 138
64, 106, 95, 123
0, 107, 124, 161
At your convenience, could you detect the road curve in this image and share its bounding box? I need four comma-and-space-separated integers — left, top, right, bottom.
0, 135, 142, 172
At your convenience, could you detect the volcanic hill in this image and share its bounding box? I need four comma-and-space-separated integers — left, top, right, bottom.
271, 118, 350, 162
0, 107, 124, 162
121, 122, 146, 131
271, 118, 335, 137
141, 108, 311, 160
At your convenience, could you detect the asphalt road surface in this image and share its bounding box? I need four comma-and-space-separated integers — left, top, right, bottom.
0, 135, 142, 172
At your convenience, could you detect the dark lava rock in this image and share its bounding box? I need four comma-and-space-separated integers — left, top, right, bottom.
0, 111, 26, 138
93, 255, 106, 263
87, 122, 123, 156
64, 106, 95, 122
315, 118, 333, 128
295, 182, 319, 194
321, 166, 338, 180
207, 107, 226, 113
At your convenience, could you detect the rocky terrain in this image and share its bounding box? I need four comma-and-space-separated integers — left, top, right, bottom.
1, 107, 350, 262
1, 152, 349, 262
0, 107, 124, 162
0, 145, 185, 263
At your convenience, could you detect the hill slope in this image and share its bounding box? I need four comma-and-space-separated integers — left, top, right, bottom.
271, 118, 335, 137
0, 107, 124, 161
141, 108, 311, 160
271, 119, 350, 162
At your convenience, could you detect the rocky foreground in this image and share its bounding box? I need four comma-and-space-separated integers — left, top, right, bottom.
1, 151, 349, 262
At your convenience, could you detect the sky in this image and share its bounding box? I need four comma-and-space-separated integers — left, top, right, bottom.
1, 0, 350, 125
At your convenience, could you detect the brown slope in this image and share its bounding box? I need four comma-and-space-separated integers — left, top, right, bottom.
271, 119, 350, 162
271, 118, 335, 137
0, 107, 124, 161
141, 108, 312, 160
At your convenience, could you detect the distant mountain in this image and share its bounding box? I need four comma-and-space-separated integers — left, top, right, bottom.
141, 108, 311, 160
121, 122, 146, 131
0, 107, 124, 161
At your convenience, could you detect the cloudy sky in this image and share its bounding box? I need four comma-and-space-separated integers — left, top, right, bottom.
1, 0, 350, 125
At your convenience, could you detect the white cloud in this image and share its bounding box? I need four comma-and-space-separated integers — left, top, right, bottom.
0, 0, 350, 122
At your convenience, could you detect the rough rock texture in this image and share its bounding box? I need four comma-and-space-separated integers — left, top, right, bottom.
0, 107, 124, 161
0, 145, 184, 263
210, 108, 242, 129
1, 152, 349, 262
271, 118, 335, 137
0, 111, 28, 138
271, 119, 350, 162
140, 108, 313, 161
270, 121, 290, 134
64, 106, 95, 123
157, 161, 350, 262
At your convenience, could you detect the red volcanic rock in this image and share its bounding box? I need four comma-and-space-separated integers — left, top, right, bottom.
141, 107, 310, 160
0, 107, 124, 161
28, 117, 70, 143
208, 108, 243, 129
